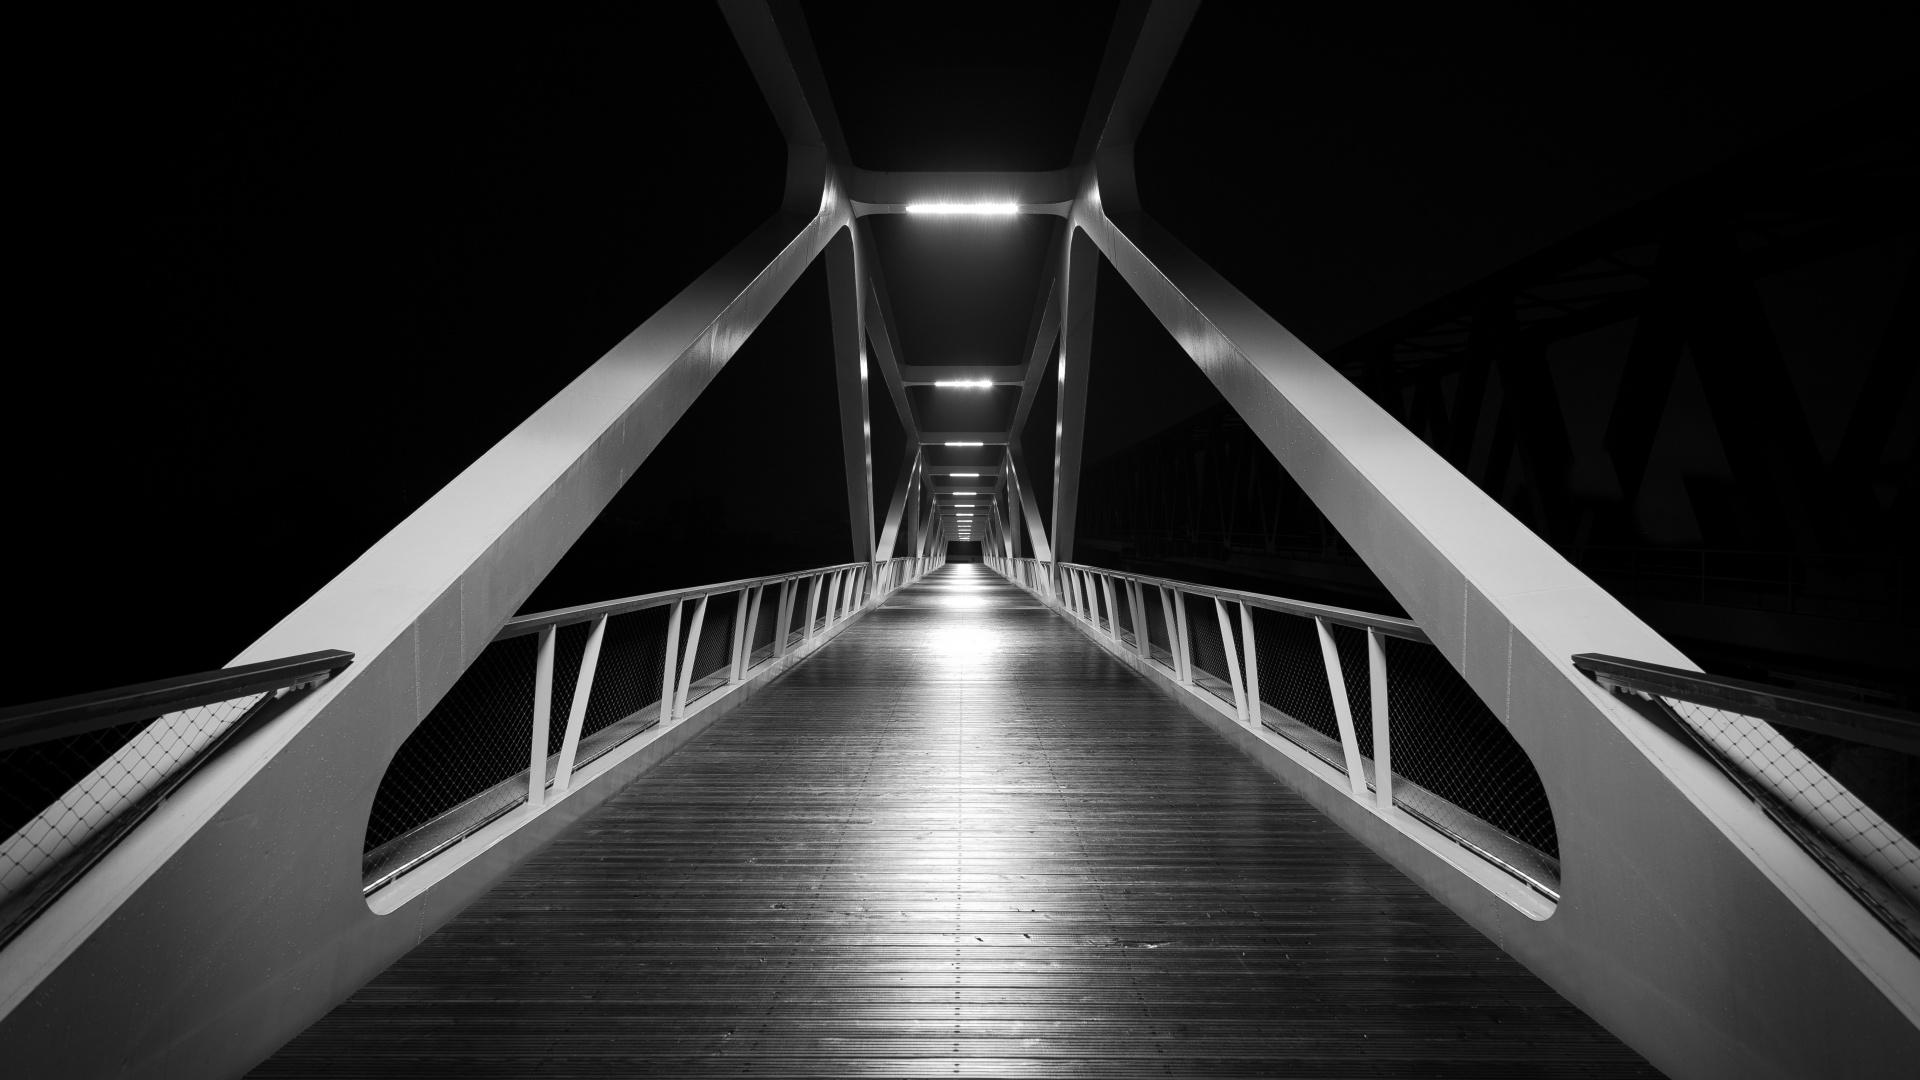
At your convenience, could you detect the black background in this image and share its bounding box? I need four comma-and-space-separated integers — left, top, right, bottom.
8, 4, 1911, 704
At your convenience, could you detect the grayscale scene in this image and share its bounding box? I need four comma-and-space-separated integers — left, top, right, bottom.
3, 3, 1915, 1077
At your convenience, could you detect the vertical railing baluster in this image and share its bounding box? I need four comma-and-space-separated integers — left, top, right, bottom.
805, 573, 824, 649
732, 585, 758, 683
1128, 579, 1149, 659
1239, 602, 1262, 727
1171, 589, 1193, 685
659, 598, 684, 720
1315, 617, 1367, 795
771, 580, 791, 659
1369, 628, 1392, 810
1157, 586, 1181, 679
1101, 575, 1120, 642
673, 594, 710, 721
1213, 597, 1249, 722
552, 614, 606, 794
528, 624, 556, 808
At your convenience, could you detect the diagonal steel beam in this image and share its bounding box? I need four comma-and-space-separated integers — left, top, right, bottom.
873, 443, 921, 561
826, 230, 876, 562
856, 225, 920, 440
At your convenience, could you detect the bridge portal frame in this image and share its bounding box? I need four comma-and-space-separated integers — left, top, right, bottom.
1, 3, 1915, 1079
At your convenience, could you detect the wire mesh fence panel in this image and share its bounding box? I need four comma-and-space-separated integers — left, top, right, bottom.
1143, 590, 1172, 664
690, 593, 738, 684
1248, 607, 1342, 744
1330, 623, 1372, 759
364, 633, 537, 853
1384, 636, 1558, 859
1, 719, 151, 847
581, 606, 670, 739
1, 696, 264, 901
1181, 593, 1241, 706
1664, 697, 1920, 915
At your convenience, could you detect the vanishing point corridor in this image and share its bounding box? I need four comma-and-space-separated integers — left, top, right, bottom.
258, 565, 1652, 1076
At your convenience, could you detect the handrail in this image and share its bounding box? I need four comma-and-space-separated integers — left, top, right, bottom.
0, 650, 355, 752
356, 555, 938, 899
497, 561, 878, 639
1573, 653, 1920, 756
989, 553, 1563, 906
1051, 559, 1426, 641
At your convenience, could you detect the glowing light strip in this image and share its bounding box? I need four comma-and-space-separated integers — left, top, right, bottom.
933, 379, 993, 389
951, 472, 980, 477
944, 442, 983, 447
905, 203, 1018, 216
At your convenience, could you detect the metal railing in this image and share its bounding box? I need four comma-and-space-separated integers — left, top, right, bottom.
0, 650, 354, 946
1576, 653, 1920, 952
989, 555, 1562, 901
361, 555, 940, 895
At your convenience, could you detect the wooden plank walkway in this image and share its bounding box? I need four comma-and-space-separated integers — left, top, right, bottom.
256, 565, 1657, 1077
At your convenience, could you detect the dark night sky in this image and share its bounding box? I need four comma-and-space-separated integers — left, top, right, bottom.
8, 4, 1913, 704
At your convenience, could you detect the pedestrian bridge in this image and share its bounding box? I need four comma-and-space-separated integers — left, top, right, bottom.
2, 3, 1917, 1076
259, 563, 1647, 1075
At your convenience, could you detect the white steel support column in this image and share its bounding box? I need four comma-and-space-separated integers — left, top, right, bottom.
552, 614, 606, 794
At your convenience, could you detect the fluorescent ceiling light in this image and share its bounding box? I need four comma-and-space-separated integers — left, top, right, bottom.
906, 202, 1018, 216
943, 441, 983, 447
933, 379, 993, 389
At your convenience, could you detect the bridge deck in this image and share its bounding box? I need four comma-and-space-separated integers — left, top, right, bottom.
258, 565, 1654, 1077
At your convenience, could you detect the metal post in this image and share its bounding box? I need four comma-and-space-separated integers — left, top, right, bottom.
1101, 574, 1120, 642
553, 614, 606, 794
1239, 602, 1262, 726
1158, 586, 1182, 679
660, 598, 684, 719
1214, 597, 1249, 723
1315, 617, 1368, 795
773, 580, 793, 659
727, 587, 748, 683
734, 585, 763, 682
528, 624, 556, 808
673, 595, 710, 722
1171, 589, 1193, 685
1121, 580, 1136, 657
804, 572, 824, 649
1369, 628, 1392, 810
